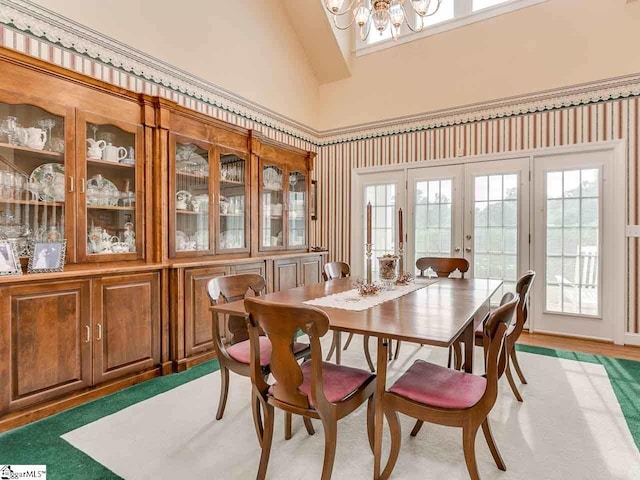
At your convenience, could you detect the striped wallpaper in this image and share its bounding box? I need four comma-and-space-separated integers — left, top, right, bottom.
311, 101, 640, 333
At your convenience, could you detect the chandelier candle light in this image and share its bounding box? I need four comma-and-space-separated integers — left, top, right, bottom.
366, 201, 373, 283
324, 0, 445, 42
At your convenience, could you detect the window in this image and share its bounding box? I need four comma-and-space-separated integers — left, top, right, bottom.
365, 184, 396, 272
473, 0, 510, 11
356, 0, 547, 54
414, 179, 453, 261
544, 169, 600, 316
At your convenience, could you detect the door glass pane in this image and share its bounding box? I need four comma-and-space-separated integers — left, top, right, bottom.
365, 183, 395, 273
262, 164, 284, 248
219, 154, 246, 250
473, 174, 519, 295
175, 142, 210, 252
0, 104, 65, 260
288, 171, 306, 247
414, 179, 453, 270
545, 169, 600, 316
86, 123, 137, 255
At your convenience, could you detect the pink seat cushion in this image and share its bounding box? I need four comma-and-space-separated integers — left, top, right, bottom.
389, 360, 486, 409
226, 337, 309, 366
296, 361, 374, 406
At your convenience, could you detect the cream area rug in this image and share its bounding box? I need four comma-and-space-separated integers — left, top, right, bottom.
62, 336, 640, 480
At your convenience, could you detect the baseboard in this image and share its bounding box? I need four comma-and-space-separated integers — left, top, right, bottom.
529, 329, 613, 343
0, 368, 162, 433
174, 351, 217, 373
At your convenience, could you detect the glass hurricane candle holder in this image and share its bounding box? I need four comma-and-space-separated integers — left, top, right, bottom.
377, 254, 399, 289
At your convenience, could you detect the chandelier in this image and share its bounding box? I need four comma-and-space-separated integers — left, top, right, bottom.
323, 0, 445, 41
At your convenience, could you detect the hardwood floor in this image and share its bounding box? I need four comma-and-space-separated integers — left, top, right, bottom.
518, 331, 640, 362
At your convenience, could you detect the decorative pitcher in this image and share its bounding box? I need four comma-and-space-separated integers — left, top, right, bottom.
103, 143, 128, 162
17, 127, 47, 150
86, 139, 106, 160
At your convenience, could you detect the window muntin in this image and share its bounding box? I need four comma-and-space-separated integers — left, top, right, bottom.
365, 184, 396, 272
414, 179, 453, 269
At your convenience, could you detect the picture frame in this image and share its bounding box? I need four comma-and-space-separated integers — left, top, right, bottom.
311, 180, 318, 221
0, 240, 22, 276
27, 240, 66, 273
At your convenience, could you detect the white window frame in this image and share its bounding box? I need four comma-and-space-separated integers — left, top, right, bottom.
356, 0, 548, 55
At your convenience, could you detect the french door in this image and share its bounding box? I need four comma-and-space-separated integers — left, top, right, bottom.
352, 170, 406, 276
532, 149, 616, 340
408, 158, 530, 300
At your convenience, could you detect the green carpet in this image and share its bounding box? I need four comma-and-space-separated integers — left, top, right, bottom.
1, 345, 639, 480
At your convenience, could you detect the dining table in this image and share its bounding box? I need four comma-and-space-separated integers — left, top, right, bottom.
209, 276, 503, 479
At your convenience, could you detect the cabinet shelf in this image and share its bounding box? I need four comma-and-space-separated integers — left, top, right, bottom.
87, 158, 135, 169
176, 209, 206, 215
1, 198, 64, 207
220, 213, 243, 217
0, 142, 64, 159
87, 205, 135, 212
176, 170, 209, 179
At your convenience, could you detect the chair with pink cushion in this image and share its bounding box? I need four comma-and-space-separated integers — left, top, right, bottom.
379, 294, 519, 480
244, 297, 377, 480
207, 274, 311, 423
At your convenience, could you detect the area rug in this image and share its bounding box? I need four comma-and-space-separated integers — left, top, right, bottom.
2, 339, 640, 480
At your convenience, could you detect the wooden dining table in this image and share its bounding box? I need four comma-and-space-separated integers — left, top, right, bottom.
210, 276, 502, 479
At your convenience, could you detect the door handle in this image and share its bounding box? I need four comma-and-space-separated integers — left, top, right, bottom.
84, 325, 91, 343
80, 178, 85, 194
96, 323, 102, 341
454, 247, 461, 252
465, 247, 472, 253
69, 176, 74, 193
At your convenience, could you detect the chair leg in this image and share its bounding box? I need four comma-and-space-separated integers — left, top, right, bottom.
447, 346, 453, 368
380, 408, 402, 480
366, 397, 375, 454
320, 416, 338, 480
216, 366, 230, 420
393, 340, 401, 360
284, 412, 292, 440
462, 423, 481, 480
257, 401, 275, 480
388, 339, 393, 361
410, 420, 424, 437
510, 349, 528, 384
453, 341, 463, 371
303, 416, 315, 436
326, 331, 338, 361
505, 362, 524, 402
481, 418, 506, 471
364, 335, 375, 372
251, 391, 264, 447
343, 332, 354, 351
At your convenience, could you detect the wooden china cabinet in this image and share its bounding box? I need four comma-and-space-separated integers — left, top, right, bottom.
0, 47, 325, 431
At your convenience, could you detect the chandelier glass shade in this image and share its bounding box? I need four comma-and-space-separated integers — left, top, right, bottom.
324, 0, 445, 41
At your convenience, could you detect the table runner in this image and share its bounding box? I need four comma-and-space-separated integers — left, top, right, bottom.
303, 278, 439, 311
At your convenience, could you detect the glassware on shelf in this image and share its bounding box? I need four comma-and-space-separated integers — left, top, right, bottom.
34, 118, 56, 151
0, 116, 21, 145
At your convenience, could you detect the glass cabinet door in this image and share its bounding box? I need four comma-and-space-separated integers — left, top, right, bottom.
260, 163, 285, 249
171, 137, 213, 256
81, 117, 141, 260
0, 100, 71, 263
288, 170, 307, 249
218, 152, 248, 252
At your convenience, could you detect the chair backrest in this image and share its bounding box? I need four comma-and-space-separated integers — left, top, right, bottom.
323, 261, 350, 281
482, 294, 519, 406
244, 297, 330, 411
207, 274, 266, 346
508, 271, 536, 344
415, 257, 470, 278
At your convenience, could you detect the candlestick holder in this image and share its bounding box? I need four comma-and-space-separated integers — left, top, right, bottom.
398, 242, 405, 275
365, 243, 373, 284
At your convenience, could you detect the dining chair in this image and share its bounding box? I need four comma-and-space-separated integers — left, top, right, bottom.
453, 271, 536, 402
207, 274, 311, 422
323, 262, 353, 363
379, 294, 519, 480
415, 256, 470, 367
244, 297, 377, 480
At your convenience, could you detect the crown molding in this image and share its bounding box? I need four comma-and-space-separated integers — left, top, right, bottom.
2, 0, 640, 148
